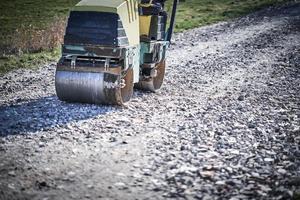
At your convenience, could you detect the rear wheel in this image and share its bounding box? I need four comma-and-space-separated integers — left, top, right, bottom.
120, 67, 134, 103
135, 59, 166, 92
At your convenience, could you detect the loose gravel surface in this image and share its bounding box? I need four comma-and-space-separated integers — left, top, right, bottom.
0, 3, 300, 200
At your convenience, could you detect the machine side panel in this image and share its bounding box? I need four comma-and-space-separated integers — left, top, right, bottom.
117, 0, 140, 46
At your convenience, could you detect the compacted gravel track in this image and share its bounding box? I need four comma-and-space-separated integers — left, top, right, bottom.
0, 3, 300, 200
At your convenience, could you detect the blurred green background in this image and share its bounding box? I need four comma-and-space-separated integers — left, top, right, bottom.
0, 0, 289, 74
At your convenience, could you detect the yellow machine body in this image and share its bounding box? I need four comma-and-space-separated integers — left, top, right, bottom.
55, 0, 178, 105
139, 16, 152, 36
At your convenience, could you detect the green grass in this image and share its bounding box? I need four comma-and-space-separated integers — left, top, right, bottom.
167, 0, 289, 32
0, 0, 291, 74
0, 0, 78, 74
0, 48, 60, 74
0, 0, 78, 45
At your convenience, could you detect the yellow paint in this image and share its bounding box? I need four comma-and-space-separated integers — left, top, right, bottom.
75, 0, 125, 9
139, 16, 152, 36
118, 0, 140, 45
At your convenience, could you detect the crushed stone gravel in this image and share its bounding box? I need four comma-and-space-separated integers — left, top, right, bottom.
0, 2, 299, 200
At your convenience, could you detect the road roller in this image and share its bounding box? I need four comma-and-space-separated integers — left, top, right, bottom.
55, 0, 178, 105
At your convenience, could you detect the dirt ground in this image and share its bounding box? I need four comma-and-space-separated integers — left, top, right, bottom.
0, 2, 299, 200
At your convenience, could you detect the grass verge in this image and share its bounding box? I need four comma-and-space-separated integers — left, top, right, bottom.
0, 0, 291, 74
0, 48, 60, 74
168, 0, 289, 32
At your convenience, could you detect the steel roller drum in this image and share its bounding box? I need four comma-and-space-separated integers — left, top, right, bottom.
55, 69, 133, 105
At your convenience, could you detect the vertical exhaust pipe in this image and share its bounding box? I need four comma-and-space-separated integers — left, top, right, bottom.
166, 0, 179, 43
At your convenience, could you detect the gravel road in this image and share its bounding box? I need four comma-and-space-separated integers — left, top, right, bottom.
0, 2, 300, 200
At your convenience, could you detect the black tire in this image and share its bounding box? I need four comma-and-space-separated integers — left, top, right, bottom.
135, 59, 166, 92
